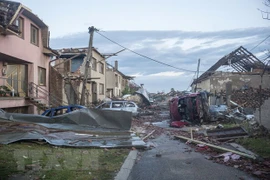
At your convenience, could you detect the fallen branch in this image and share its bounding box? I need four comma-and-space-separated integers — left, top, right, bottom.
174, 135, 257, 160
143, 130, 155, 140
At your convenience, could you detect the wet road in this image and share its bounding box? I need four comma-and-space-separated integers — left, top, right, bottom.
128, 135, 256, 180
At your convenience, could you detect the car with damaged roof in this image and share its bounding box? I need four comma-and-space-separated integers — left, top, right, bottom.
41, 105, 87, 117
96, 101, 139, 116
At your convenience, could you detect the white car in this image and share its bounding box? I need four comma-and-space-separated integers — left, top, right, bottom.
96, 101, 139, 116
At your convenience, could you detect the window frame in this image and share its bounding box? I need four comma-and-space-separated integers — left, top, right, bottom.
99, 83, 104, 95
38, 67, 46, 86
99, 62, 104, 74
16, 17, 24, 38
92, 58, 97, 71
30, 24, 39, 46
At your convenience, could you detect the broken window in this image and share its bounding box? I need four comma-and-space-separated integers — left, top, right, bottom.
99, 83, 104, 95
31, 24, 39, 46
38, 67, 46, 86
126, 102, 135, 107
112, 102, 124, 108
92, 58, 97, 71
101, 102, 110, 108
99, 63, 104, 74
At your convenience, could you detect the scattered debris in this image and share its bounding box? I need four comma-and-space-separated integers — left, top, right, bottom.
142, 130, 156, 141
170, 121, 189, 128
174, 135, 257, 159
156, 153, 162, 157
229, 143, 258, 157
206, 126, 249, 141
196, 144, 209, 151
0, 109, 147, 148
214, 152, 241, 162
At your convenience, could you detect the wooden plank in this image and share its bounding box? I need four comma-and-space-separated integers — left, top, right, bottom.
175, 135, 257, 159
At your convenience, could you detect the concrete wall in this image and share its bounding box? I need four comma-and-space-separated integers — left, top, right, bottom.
105, 68, 128, 98
255, 98, 270, 130
106, 69, 115, 89
210, 72, 270, 92
90, 51, 106, 101
194, 78, 211, 91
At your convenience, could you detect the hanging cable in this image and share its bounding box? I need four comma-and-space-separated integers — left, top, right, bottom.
96, 31, 197, 72
250, 34, 270, 52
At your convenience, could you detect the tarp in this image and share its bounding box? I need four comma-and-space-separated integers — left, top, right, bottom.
0, 108, 147, 148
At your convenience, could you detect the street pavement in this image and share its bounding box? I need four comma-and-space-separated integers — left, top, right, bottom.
128, 135, 256, 180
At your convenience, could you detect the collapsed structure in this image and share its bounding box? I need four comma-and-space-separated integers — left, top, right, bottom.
191, 46, 270, 129
50, 48, 135, 107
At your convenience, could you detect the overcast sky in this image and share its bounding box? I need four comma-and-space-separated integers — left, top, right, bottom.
17, 0, 270, 93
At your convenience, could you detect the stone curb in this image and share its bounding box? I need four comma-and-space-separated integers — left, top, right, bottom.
114, 150, 138, 180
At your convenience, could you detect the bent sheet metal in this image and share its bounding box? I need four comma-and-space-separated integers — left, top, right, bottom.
0, 108, 146, 148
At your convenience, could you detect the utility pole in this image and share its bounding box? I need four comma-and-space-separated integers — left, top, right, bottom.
194, 58, 201, 92
80, 26, 95, 105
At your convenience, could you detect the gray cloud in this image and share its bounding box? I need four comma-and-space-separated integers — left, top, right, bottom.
50, 27, 270, 92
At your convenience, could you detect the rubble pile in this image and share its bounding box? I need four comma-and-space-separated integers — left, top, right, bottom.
231, 88, 270, 108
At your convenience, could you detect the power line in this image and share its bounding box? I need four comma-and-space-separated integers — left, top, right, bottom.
96, 31, 197, 73
250, 34, 270, 52
96, 31, 270, 76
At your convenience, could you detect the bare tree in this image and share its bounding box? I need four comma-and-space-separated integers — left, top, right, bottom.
259, 0, 270, 20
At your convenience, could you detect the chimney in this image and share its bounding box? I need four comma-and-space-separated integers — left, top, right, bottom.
115, 60, 118, 71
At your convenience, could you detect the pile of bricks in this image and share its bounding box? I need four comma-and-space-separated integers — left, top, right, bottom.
231, 88, 270, 108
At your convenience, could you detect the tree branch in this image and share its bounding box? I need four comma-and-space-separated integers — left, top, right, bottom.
258, 8, 270, 20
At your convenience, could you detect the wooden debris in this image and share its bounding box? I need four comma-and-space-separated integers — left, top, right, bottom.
174, 135, 257, 160
142, 130, 156, 140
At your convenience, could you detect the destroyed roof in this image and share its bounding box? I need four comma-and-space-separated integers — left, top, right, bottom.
106, 63, 134, 80
58, 47, 104, 58
194, 46, 266, 83
0, 0, 48, 34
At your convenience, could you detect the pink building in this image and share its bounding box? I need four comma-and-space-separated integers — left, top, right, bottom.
0, 1, 57, 113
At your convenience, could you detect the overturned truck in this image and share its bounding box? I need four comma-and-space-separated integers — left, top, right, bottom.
169, 92, 210, 127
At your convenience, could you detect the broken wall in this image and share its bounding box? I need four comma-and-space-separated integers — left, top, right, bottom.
195, 72, 270, 93
210, 72, 270, 92
195, 78, 210, 92
255, 98, 270, 130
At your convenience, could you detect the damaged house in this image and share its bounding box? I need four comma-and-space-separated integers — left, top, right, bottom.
51, 47, 107, 106
0, 0, 57, 114
192, 46, 270, 129
106, 60, 134, 98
